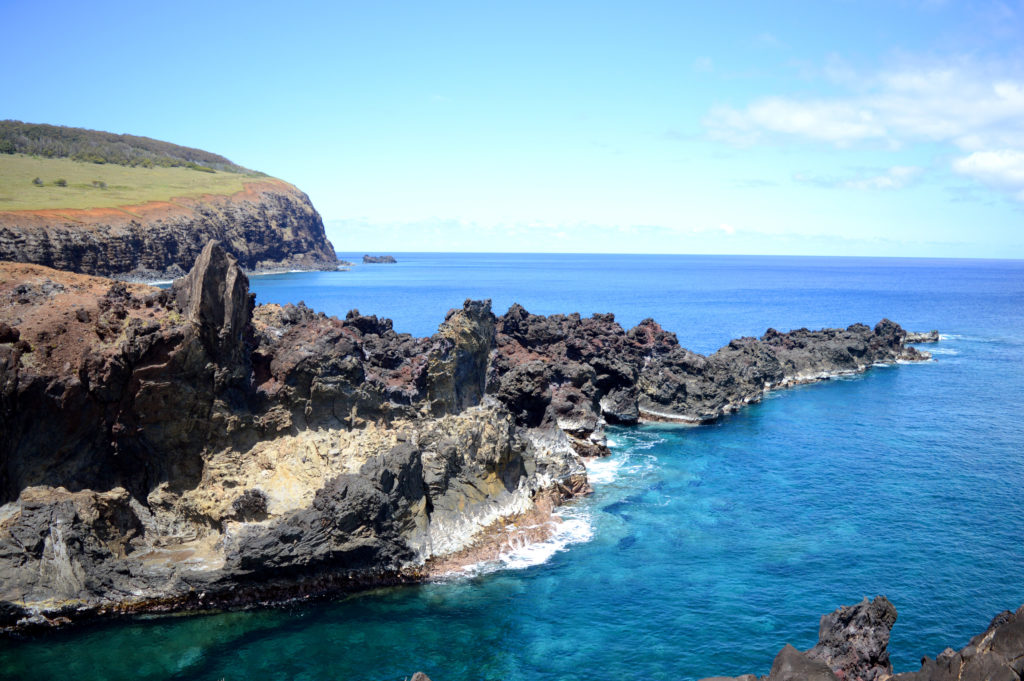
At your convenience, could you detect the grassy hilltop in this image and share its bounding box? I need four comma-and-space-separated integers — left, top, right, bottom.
0, 120, 266, 211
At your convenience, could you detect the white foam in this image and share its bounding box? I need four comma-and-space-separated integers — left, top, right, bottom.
495, 509, 594, 570
629, 436, 666, 450
455, 507, 594, 577
939, 333, 960, 341
927, 347, 959, 355
585, 456, 626, 485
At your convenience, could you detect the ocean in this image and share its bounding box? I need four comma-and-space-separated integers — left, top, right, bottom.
2, 253, 1022, 681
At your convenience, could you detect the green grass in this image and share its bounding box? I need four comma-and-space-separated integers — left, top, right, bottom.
0, 155, 265, 211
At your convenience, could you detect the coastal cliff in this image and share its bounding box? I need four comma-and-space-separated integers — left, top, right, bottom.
0, 179, 337, 279
0, 242, 931, 630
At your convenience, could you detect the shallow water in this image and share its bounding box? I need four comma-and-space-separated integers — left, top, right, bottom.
3, 254, 1022, 680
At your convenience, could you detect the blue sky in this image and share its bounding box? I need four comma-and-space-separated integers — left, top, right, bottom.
2, 0, 1023, 257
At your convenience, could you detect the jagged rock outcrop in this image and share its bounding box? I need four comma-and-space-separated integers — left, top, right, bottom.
700, 597, 896, 681
806, 596, 898, 681
0, 179, 337, 278
701, 599, 1024, 681
0, 244, 932, 630
0, 243, 583, 630
363, 255, 397, 264
488, 305, 929, 455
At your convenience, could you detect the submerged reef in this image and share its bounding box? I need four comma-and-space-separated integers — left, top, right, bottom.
0, 241, 931, 631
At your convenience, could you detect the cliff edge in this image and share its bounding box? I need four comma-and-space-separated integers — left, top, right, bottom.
0, 178, 337, 278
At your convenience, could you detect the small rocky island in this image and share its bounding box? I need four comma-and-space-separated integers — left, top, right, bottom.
363, 254, 397, 263
0, 241, 933, 631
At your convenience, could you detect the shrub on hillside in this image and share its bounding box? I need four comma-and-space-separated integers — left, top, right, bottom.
0, 120, 250, 173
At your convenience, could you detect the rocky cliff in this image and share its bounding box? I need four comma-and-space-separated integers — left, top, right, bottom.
0, 243, 930, 630
0, 179, 337, 278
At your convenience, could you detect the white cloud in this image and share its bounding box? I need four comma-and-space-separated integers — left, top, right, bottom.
793, 166, 922, 191
953, 150, 1024, 200
844, 166, 922, 190
707, 63, 1024, 149
705, 58, 1024, 199
706, 98, 888, 147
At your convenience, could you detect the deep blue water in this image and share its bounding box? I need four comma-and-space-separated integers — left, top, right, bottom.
2, 253, 1023, 681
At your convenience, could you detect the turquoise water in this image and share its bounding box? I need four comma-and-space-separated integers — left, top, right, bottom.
2, 254, 1023, 680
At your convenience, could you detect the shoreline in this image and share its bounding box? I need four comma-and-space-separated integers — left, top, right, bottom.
115, 261, 347, 285
0, 243, 938, 633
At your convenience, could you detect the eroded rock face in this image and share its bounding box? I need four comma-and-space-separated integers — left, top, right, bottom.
0, 247, 932, 630
0, 179, 337, 278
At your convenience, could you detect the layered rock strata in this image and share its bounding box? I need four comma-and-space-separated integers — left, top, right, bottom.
0, 179, 337, 278
701, 597, 1024, 681
0, 243, 930, 629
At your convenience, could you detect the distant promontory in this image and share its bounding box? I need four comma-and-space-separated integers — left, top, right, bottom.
0, 121, 338, 278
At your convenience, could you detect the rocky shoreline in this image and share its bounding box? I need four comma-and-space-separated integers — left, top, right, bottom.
0, 241, 933, 632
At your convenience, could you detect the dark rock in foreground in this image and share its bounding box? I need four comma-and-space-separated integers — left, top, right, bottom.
701, 598, 1024, 681
894, 605, 1024, 681
0, 242, 934, 630
806, 596, 897, 681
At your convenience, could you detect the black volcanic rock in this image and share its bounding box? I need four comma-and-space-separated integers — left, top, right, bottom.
488, 304, 931, 454
0, 246, 935, 631
806, 596, 898, 681
768, 645, 840, 681
363, 254, 397, 263
701, 600, 1024, 681
893, 605, 1024, 681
